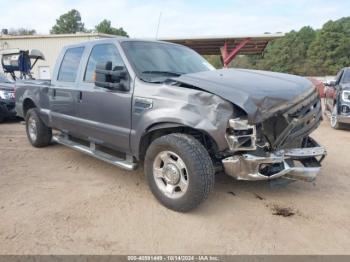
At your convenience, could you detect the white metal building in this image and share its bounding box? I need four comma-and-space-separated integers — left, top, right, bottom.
0, 33, 115, 79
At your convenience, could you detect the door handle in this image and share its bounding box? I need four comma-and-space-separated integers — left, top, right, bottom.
78, 91, 83, 102
52, 89, 56, 97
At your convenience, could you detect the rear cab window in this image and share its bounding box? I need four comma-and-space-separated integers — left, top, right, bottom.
57, 47, 85, 82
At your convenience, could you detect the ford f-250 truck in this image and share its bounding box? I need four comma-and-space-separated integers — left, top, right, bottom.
15, 38, 326, 212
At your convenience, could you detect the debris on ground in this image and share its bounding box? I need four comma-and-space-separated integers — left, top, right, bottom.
272, 205, 295, 217
254, 193, 265, 200
227, 191, 236, 196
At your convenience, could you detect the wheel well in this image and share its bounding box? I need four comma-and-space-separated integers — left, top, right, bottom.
139, 125, 218, 161
23, 98, 36, 117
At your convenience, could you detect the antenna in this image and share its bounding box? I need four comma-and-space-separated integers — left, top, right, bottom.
155, 12, 162, 39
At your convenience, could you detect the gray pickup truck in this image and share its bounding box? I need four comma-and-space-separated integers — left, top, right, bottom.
15, 38, 326, 212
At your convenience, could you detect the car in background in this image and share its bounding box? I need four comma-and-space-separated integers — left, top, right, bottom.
324, 67, 350, 129
0, 73, 16, 123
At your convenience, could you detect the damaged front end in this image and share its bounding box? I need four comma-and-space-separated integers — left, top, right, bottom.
222, 138, 326, 182
222, 90, 326, 182
168, 68, 327, 183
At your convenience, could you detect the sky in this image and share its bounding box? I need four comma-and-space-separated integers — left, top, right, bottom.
0, 0, 349, 38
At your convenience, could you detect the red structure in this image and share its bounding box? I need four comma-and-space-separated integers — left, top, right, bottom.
307, 77, 326, 98
220, 38, 251, 68
162, 34, 284, 67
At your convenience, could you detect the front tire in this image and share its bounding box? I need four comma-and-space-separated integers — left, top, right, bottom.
144, 133, 215, 212
25, 108, 52, 147
330, 105, 343, 129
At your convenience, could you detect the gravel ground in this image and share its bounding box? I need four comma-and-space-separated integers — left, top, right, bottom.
0, 119, 349, 255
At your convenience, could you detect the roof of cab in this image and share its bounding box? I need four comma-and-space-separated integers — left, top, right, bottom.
61, 37, 184, 50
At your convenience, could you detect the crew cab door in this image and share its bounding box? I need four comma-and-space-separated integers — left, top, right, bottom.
75, 43, 132, 153
49, 46, 85, 134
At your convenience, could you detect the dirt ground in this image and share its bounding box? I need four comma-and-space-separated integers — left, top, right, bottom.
0, 119, 350, 255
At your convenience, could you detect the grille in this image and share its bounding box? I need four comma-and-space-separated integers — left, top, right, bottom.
263, 91, 322, 150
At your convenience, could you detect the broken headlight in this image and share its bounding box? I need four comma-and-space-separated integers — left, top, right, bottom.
225, 118, 257, 151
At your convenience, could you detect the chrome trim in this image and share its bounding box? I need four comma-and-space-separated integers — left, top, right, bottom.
152, 150, 189, 199
28, 116, 37, 142
222, 145, 326, 182
39, 108, 51, 115
225, 119, 257, 151
229, 119, 253, 130
134, 97, 153, 109
52, 135, 137, 170
283, 147, 326, 158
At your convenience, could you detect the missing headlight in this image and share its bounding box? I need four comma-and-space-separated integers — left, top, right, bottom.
226, 119, 256, 151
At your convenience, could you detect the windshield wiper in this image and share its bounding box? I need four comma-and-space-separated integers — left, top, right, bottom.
141, 70, 183, 76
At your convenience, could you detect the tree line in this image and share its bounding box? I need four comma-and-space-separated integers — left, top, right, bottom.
207, 16, 350, 76
7, 9, 128, 37
6, 11, 350, 76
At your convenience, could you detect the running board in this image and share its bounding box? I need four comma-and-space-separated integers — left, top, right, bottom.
52, 135, 137, 171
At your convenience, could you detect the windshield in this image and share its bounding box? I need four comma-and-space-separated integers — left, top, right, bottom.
121, 41, 215, 82
0, 74, 13, 83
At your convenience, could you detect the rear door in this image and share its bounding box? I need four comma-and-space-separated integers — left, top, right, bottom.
49, 46, 85, 134
75, 43, 132, 153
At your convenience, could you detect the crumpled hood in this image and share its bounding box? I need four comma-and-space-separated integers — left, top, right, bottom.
173, 68, 316, 123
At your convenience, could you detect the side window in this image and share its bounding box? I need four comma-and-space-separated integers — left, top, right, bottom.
341, 70, 350, 83
57, 47, 84, 82
84, 44, 125, 82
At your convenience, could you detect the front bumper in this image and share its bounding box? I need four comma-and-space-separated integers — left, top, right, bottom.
222, 138, 326, 182
338, 115, 350, 124
0, 100, 16, 119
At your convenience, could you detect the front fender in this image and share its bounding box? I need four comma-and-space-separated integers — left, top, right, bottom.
130, 82, 234, 158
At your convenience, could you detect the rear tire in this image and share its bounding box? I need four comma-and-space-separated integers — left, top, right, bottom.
144, 133, 215, 212
25, 108, 52, 147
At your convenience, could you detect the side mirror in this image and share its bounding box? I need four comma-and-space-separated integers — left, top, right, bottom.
95, 61, 129, 91
325, 80, 336, 87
